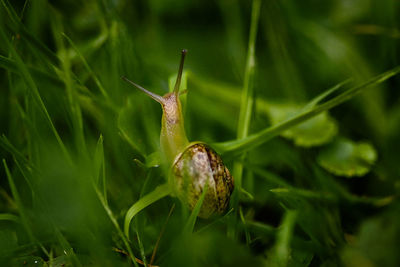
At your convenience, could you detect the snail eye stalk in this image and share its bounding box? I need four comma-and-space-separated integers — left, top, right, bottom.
173, 49, 187, 95
121, 76, 164, 104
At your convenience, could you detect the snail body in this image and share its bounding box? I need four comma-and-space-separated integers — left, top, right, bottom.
122, 50, 233, 218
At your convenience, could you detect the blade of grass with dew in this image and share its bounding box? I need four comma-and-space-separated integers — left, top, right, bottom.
124, 183, 172, 238
62, 33, 110, 100
214, 66, 400, 155
9, 152, 83, 264
0, 24, 73, 165
93, 184, 139, 267
229, 0, 261, 240
53, 228, 82, 267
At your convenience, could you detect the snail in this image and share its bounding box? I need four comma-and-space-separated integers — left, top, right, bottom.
122, 50, 234, 218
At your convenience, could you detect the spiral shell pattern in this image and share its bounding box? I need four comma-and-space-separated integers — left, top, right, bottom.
172, 143, 234, 218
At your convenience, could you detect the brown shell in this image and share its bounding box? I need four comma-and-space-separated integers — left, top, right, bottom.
172, 143, 234, 218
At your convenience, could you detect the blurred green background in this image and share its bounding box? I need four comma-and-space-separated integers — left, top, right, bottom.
1, 0, 400, 266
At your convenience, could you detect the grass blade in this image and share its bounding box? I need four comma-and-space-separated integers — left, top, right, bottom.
124, 183, 172, 238
229, 0, 261, 239
0, 213, 20, 223
2, 159, 48, 256
0, 55, 63, 87
269, 210, 298, 266
302, 78, 352, 110
182, 182, 209, 235
93, 185, 139, 267
1, 0, 60, 65
0, 135, 37, 172
0, 24, 72, 165
94, 135, 107, 203
62, 33, 110, 100
234, 0, 261, 175
270, 188, 336, 202
214, 66, 400, 155
134, 226, 147, 267
150, 204, 175, 265
3, 159, 34, 241
239, 206, 251, 246
50, 14, 87, 158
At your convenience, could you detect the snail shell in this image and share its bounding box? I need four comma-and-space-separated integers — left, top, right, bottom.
172, 142, 234, 218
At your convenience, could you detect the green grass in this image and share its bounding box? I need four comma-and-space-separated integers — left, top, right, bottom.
1, 0, 400, 266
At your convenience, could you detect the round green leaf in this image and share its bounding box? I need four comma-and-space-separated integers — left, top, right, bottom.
267, 103, 338, 147
317, 139, 377, 177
